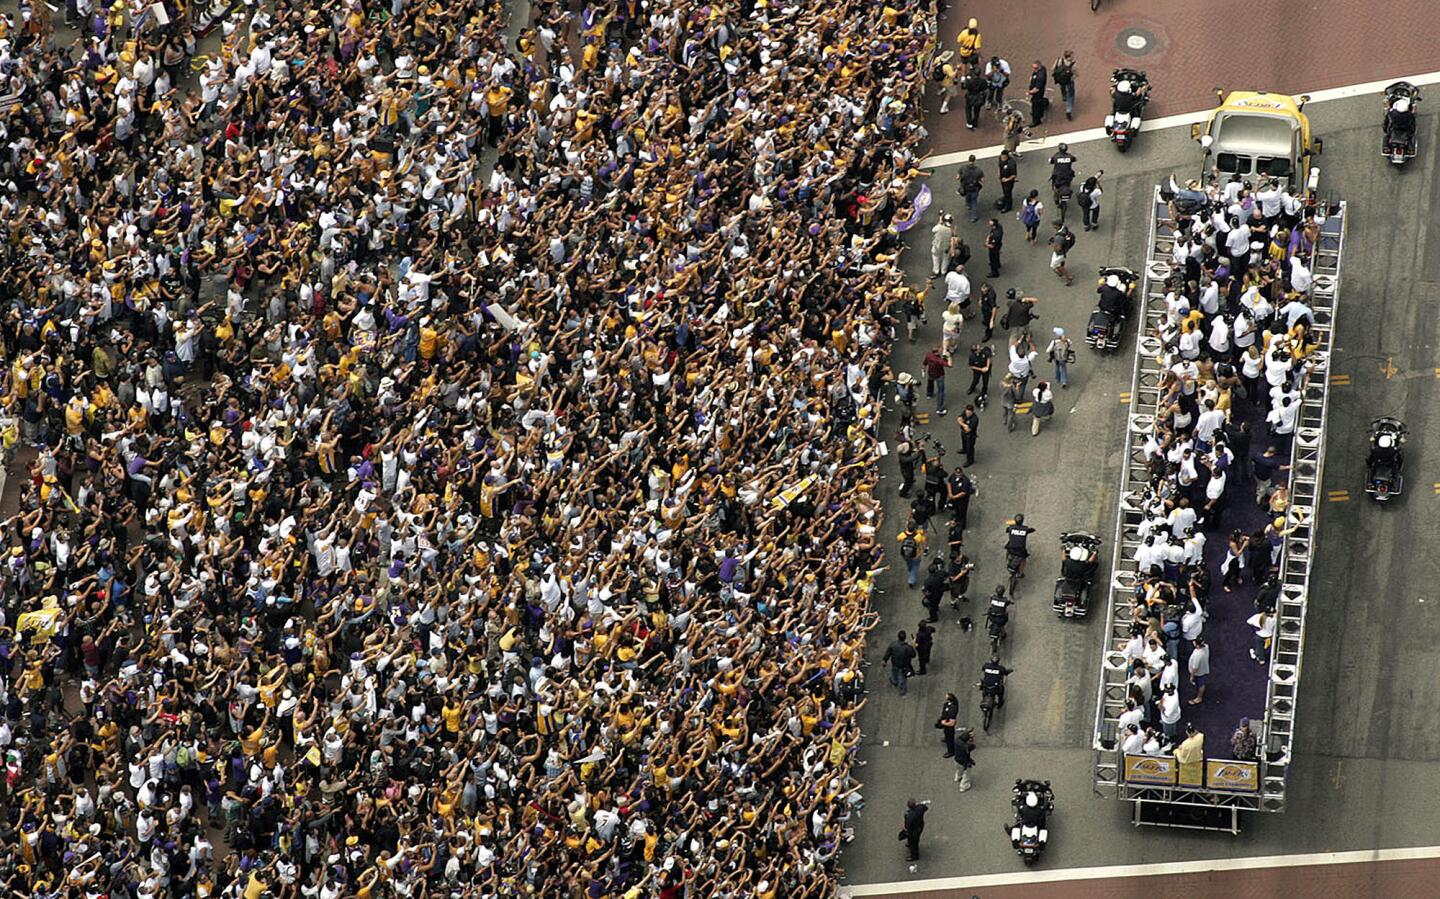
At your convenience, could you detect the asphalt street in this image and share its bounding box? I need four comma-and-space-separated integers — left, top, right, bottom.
843, 89, 1440, 889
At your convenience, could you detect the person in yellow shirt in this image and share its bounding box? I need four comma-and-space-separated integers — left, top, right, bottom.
418, 318, 440, 360
956, 18, 982, 66
442, 697, 463, 737
896, 519, 928, 587
485, 84, 512, 145
238, 708, 269, 757
242, 868, 269, 899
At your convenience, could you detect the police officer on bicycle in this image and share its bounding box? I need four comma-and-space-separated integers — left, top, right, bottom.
1004, 514, 1036, 578
980, 653, 1015, 708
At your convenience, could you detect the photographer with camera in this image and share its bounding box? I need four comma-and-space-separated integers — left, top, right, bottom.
897, 435, 920, 498
1046, 327, 1075, 389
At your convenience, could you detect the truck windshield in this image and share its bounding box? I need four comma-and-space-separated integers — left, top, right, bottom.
1216, 153, 1250, 174
1258, 156, 1293, 177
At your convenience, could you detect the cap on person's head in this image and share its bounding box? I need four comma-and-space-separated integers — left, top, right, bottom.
968, 17, 978, 28
1053, 327, 1064, 337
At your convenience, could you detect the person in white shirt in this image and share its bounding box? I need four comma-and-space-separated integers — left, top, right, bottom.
1181, 596, 1207, 644
943, 265, 971, 306
1232, 308, 1257, 354
1206, 312, 1231, 357
941, 301, 965, 356
1121, 626, 1147, 664
1224, 219, 1252, 269
1007, 335, 1038, 390
1121, 723, 1145, 755
1250, 610, 1276, 663
1266, 393, 1299, 436
1168, 498, 1197, 538
1158, 684, 1182, 738
1202, 461, 1228, 522
1255, 180, 1283, 218
1134, 535, 1164, 573
1182, 530, 1206, 567
1289, 256, 1313, 294
1143, 727, 1166, 756
1187, 636, 1211, 704
1118, 699, 1145, 734
1129, 659, 1155, 703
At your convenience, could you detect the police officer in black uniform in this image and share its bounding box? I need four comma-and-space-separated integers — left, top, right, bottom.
980, 652, 1015, 707
1004, 514, 1036, 577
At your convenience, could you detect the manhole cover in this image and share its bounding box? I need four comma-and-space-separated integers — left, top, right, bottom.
1116, 28, 1156, 57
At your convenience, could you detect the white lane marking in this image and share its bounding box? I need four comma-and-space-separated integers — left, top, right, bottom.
923, 68, 1440, 165
841, 844, 1440, 895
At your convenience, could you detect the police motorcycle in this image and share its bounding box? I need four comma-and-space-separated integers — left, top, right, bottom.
1383, 82, 1420, 165
1365, 417, 1407, 502
1105, 69, 1150, 152
1052, 532, 1101, 618
1086, 266, 1138, 352
1004, 779, 1055, 864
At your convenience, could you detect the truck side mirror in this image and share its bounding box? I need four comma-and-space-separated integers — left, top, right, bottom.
1190, 124, 1202, 141
1313, 138, 1323, 155
1297, 94, 1310, 110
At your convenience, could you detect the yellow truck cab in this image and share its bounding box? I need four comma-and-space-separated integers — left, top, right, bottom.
1191, 91, 1323, 195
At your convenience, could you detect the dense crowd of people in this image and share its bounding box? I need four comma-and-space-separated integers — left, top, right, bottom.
0, 0, 940, 894
1112, 174, 1320, 762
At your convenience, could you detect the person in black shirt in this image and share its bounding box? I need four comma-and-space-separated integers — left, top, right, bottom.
1250, 443, 1281, 506
1027, 61, 1048, 126
902, 798, 929, 861
957, 156, 985, 222
986, 217, 1004, 277
1222, 418, 1252, 478
957, 404, 980, 466
996, 151, 1018, 212
1004, 289, 1035, 334
967, 343, 994, 397
947, 466, 973, 528
915, 620, 936, 674
1005, 516, 1036, 575
978, 284, 999, 342
1049, 144, 1076, 191
963, 67, 988, 130
923, 560, 948, 623
1255, 573, 1281, 614
883, 631, 918, 695
981, 653, 1015, 707
937, 693, 960, 757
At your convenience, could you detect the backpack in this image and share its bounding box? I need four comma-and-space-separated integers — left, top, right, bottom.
900, 535, 918, 560
1021, 202, 1040, 227
1053, 62, 1073, 85
1077, 190, 1093, 209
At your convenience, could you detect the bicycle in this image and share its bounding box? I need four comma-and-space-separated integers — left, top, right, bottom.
1006, 549, 1024, 596
977, 683, 999, 732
